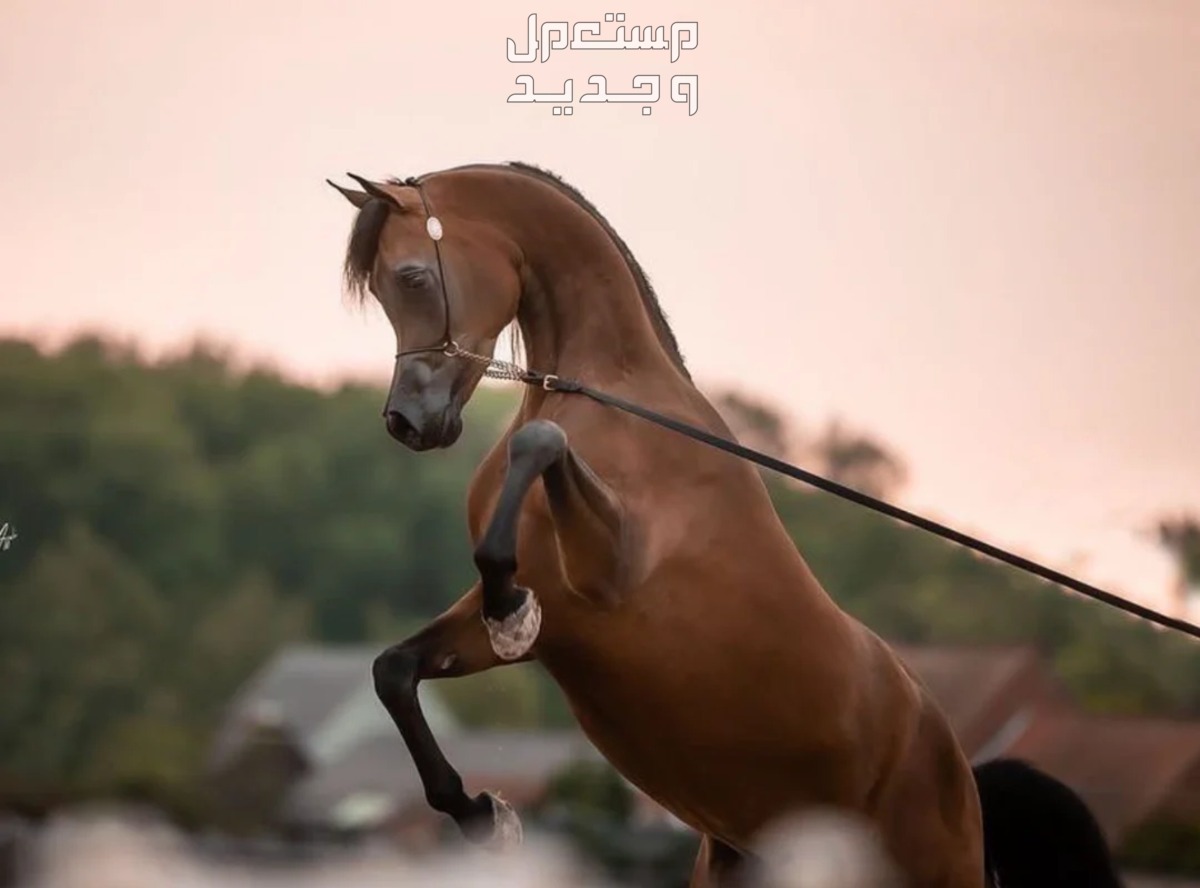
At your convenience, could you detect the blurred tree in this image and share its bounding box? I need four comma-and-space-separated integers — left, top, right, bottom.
169, 570, 312, 731
2, 330, 1199, 851
434, 664, 543, 729
810, 418, 908, 499
1158, 513, 1200, 584
542, 760, 634, 823
0, 523, 167, 782
710, 389, 792, 459
535, 760, 698, 888
1120, 819, 1200, 877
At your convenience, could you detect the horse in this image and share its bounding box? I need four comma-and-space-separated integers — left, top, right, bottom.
327, 161, 1124, 887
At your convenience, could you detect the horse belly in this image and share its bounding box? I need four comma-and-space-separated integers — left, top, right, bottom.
542, 654, 866, 849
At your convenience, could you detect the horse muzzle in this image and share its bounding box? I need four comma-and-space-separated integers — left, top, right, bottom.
384, 398, 463, 451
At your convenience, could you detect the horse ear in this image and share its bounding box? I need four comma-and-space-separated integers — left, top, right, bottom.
345, 173, 406, 212
326, 179, 372, 209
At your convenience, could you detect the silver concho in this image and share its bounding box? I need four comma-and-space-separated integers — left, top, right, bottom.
426, 216, 444, 241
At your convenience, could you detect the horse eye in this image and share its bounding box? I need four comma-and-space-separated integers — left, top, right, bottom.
396, 266, 430, 289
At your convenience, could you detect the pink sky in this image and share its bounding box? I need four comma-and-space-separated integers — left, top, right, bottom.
2, 0, 1197, 615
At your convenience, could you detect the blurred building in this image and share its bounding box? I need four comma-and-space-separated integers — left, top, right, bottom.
206, 641, 1200, 863
893, 642, 1200, 848
205, 645, 609, 848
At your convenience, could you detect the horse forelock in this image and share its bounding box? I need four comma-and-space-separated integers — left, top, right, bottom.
342, 198, 391, 305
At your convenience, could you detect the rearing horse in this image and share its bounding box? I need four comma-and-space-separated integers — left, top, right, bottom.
328, 162, 1123, 888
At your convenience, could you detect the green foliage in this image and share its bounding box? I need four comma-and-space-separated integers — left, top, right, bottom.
435, 664, 544, 729
711, 389, 791, 459
533, 760, 698, 888
2, 330, 1199, 875
1120, 819, 1200, 876
541, 759, 635, 823
0, 522, 168, 781
0, 333, 518, 801
1159, 515, 1200, 585
765, 473, 1200, 716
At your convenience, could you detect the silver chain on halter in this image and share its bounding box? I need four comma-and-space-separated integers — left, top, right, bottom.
388, 178, 532, 385
388, 176, 559, 392
443, 341, 530, 383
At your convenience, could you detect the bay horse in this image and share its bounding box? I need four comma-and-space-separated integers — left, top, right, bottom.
327, 162, 1124, 887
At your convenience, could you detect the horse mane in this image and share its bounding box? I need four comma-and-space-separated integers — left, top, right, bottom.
338, 161, 690, 380
502, 161, 690, 380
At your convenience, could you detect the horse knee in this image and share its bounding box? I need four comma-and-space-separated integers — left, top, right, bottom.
508, 419, 567, 464
474, 540, 517, 576
372, 644, 417, 702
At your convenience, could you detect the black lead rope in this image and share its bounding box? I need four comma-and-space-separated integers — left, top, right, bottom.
383, 173, 1200, 643
517, 369, 1200, 643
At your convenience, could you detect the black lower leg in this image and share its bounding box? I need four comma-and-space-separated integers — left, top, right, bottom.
371, 642, 494, 840
474, 420, 567, 623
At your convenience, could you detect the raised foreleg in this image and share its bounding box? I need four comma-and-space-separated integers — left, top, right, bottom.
475, 418, 627, 660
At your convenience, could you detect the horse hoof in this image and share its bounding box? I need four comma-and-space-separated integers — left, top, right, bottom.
484, 589, 542, 660
481, 791, 523, 852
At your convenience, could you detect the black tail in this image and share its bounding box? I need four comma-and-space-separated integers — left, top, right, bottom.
973, 757, 1124, 888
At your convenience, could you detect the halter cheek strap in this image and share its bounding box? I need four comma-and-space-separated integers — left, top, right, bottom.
389, 179, 538, 384
394, 176, 457, 359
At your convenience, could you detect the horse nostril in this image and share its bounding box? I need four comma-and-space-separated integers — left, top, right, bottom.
385, 410, 416, 442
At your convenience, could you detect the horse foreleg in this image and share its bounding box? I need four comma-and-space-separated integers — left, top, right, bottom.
475, 418, 625, 660
372, 587, 531, 849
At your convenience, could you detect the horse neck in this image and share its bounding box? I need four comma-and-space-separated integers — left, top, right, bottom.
456, 169, 681, 387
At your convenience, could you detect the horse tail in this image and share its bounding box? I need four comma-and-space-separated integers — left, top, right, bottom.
972, 757, 1125, 888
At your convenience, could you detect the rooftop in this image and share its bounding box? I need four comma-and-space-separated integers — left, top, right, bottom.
207, 645, 460, 773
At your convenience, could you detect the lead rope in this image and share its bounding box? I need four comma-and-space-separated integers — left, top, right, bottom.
395, 178, 1200, 643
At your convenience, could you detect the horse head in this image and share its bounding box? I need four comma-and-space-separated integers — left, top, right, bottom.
329, 172, 522, 451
